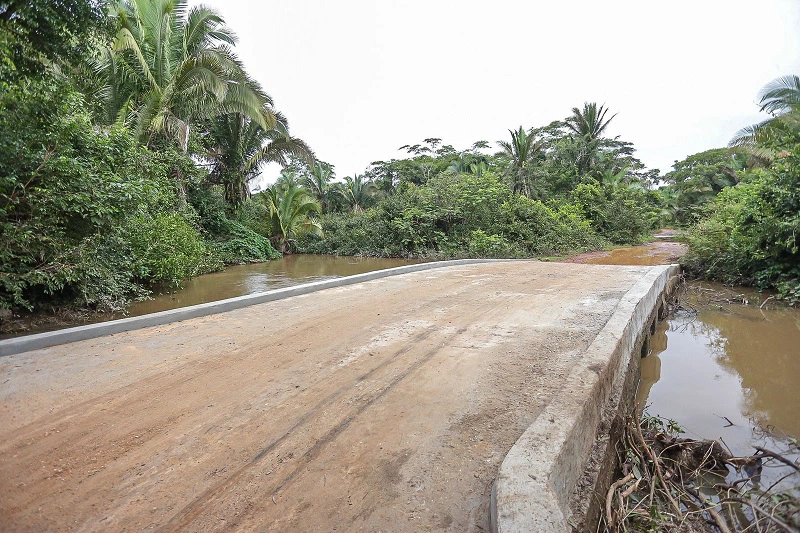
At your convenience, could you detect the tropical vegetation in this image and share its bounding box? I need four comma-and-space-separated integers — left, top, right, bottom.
0, 0, 305, 313
3, 0, 794, 319
660, 74, 800, 303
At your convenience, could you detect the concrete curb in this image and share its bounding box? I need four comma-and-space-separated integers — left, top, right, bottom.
0, 258, 516, 357
491, 264, 681, 532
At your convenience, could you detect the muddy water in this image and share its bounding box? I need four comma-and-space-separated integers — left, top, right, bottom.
584, 244, 800, 488
129, 255, 419, 316
579, 241, 687, 266
638, 285, 800, 459
2, 255, 418, 337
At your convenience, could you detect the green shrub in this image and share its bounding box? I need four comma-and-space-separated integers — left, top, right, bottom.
0, 77, 192, 310
491, 195, 604, 256
210, 220, 281, 264
231, 198, 272, 237
684, 156, 800, 303
298, 172, 606, 259
571, 182, 655, 244
465, 230, 519, 258
125, 213, 209, 287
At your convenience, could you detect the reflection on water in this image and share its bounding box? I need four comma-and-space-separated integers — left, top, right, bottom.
129, 255, 420, 316
638, 282, 800, 487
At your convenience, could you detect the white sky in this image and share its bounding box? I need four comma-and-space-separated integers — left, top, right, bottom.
192, 0, 800, 184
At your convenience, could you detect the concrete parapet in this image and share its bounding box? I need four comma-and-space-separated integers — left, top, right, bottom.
0, 259, 513, 357
491, 264, 681, 532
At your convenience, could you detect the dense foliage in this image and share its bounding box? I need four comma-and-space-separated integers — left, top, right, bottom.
684, 148, 800, 303
298, 173, 606, 258
0, 0, 297, 313
294, 108, 661, 259
678, 75, 800, 303
659, 148, 747, 225
1, 0, 669, 316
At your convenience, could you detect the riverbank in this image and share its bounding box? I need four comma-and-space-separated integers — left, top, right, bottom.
548, 237, 800, 531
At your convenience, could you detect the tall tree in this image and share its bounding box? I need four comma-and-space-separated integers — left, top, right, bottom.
202, 110, 313, 206
101, 0, 273, 152
303, 162, 335, 213
730, 75, 800, 158
565, 102, 617, 141
339, 174, 377, 213
497, 126, 542, 197
663, 148, 747, 224
0, 0, 107, 76
564, 102, 617, 176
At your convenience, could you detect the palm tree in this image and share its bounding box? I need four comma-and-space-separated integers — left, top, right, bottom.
339, 174, 376, 213
565, 102, 617, 141
730, 75, 800, 157
203, 110, 314, 206
658, 186, 682, 226
564, 102, 617, 176
446, 153, 489, 176
303, 162, 335, 213
263, 182, 322, 253
497, 126, 542, 197
101, 0, 273, 151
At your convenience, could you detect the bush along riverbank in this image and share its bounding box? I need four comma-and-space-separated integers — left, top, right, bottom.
660, 75, 800, 305
0, 0, 303, 317
682, 145, 800, 305
295, 172, 656, 259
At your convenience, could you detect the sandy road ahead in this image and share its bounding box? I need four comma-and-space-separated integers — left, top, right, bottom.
1, 261, 653, 532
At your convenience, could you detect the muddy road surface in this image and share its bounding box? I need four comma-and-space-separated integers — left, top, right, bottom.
1, 261, 655, 531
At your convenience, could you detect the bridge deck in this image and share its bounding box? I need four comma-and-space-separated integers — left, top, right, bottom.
1, 261, 657, 531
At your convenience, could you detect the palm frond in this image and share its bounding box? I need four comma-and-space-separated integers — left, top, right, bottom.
758, 75, 800, 115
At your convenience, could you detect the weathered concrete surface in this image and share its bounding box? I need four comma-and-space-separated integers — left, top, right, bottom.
0, 261, 674, 532
492, 264, 679, 532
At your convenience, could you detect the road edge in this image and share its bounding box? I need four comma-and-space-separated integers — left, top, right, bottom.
0, 258, 517, 357
491, 263, 681, 532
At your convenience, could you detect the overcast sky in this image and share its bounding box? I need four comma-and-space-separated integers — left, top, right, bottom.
192, 0, 800, 184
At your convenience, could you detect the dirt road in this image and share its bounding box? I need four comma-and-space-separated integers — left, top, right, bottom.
563, 240, 688, 266
1, 261, 654, 531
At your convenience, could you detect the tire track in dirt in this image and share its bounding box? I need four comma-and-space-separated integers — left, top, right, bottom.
165, 319, 478, 529
162, 326, 440, 528
1, 325, 437, 527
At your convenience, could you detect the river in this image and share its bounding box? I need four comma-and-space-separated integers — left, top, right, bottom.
128, 254, 419, 316
578, 242, 800, 493
1, 255, 419, 338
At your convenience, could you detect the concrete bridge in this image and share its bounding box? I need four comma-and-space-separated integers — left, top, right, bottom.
0, 260, 678, 532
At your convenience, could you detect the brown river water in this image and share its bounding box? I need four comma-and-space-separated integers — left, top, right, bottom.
1, 255, 418, 338
128, 254, 418, 316
581, 242, 800, 492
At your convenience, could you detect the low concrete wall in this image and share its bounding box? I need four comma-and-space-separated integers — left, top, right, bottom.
0, 259, 513, 357
491, 264, 681, 532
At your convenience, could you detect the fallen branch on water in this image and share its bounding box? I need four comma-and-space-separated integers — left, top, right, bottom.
600, 413, 800, 532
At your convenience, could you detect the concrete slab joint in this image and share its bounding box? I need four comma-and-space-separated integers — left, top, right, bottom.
491, 264, 680, 532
